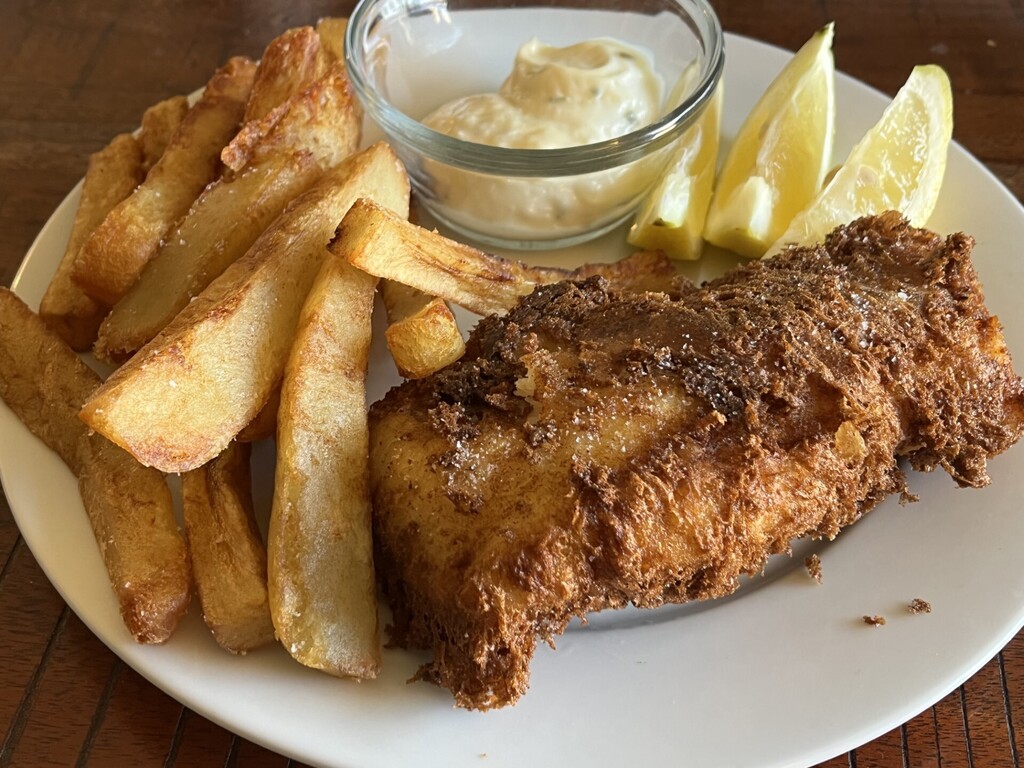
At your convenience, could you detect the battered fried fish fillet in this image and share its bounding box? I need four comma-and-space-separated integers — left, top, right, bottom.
368, 213, 1024, 710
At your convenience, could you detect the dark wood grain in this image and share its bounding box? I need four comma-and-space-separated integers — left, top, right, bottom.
904, 704, 943, 768
0, 1, 1022, 766
6, 612, 117, 768
0, 542, 67, 753
1005, 634, 1024, 766
934, 686, 973, 767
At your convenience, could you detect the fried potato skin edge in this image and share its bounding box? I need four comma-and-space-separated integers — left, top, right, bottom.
0, 288, 190, 643
269, 254, 381, 679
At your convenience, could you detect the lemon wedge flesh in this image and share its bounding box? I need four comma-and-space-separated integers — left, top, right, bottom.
704, 23, 835, 258
767, 64, 953, 256
627, 84, 723, 260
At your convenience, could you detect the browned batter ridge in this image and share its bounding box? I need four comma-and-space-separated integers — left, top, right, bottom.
368, 213, 1024, 710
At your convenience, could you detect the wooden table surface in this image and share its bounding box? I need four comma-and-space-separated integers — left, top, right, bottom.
1, 1, 1023, 766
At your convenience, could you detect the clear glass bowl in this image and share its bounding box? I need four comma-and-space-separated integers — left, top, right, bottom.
345, 0, 724, 250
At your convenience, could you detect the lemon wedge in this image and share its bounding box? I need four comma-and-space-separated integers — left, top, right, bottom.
767, 64, 953, 255
627, 84, 723, 260
704, 23, 835, 258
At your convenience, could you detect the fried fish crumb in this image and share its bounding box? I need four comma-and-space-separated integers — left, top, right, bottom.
804, 553, 823, 583
863, 614, 887, 627
908, 598, 932, 614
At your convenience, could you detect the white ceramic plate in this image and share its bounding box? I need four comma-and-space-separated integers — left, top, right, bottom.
4, 30, 1024, 768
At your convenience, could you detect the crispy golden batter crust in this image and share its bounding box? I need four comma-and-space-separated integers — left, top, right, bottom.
369, 214, 1024, 709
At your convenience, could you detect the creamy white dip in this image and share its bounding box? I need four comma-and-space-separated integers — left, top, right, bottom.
421, 38, 666, 245
424, 38, 661, 149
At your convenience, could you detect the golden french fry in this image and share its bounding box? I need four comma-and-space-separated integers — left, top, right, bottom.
40, 90, 197, 351
345, 199, 684, 315
315, 17, 348, 62
94, 64, 362, 363
236, 384, 280, 443
78, 437, 191, 643
243, 27, 330, 124
39, 133, 143, 350
1, 289, 103, 471
72, 56, 256, 306
0, 288, 190, 643
182, 442, 274, 654
381, 281, 465, 378
342, 198, 569, 316
222, 58, 360, 175
269, 250, 380, 678
139, 95, 190, 173
80, 142, 411, 473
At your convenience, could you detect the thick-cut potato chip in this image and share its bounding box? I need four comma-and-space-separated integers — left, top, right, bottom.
243, 27, 329, 124
381, 281, 465, 378
0, 288, 190, 643
95, 64, 362, 363
182, 442, 274, 654
222, 61, 359, 174
139, 95, 190, 173
342, 199, 567, 316
39, 133, 143, 350
72, 56, 256, 306
80, 142, 410, 474
0, 289, 103, 471
269, 253, 380, 679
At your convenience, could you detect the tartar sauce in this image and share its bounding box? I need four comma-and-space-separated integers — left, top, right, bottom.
421, 38, 665, 244
424, 38, 661, 150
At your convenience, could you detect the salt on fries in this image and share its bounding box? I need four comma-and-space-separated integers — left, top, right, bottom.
0, 289, 190, 642
72, 57, 256, 306
183, 441, 275, 654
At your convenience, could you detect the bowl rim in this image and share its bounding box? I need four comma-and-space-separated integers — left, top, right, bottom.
344, 0, 725, 177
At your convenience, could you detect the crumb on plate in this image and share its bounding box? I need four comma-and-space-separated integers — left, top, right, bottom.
908, 597, 932, 614
805, 553, 822, 583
